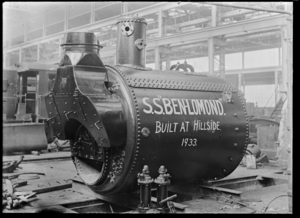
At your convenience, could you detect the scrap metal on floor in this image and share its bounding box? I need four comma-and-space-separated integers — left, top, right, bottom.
2, 150, 290, 213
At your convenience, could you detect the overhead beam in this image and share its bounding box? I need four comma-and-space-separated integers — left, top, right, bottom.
201, 2, 292, 15
146, 8, 256, 35
146, 15, 287, 50
99, 15, 284, 58
3, 6, 41, 14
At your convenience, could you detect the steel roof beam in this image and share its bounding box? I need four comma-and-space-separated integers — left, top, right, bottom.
99, 14, 287, 58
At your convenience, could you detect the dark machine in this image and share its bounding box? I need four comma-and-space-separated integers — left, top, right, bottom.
3, 64, 57, 154
45, 16, 249, 195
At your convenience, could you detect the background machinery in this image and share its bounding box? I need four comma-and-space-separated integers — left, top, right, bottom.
3, 64, 57, 154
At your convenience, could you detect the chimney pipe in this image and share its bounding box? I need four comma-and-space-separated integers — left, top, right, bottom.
116, 16, 149, 70
59, 32, 104, 67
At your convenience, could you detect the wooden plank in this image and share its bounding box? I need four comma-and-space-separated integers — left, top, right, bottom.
199, 185, 243, 195
31, 183, 72, 194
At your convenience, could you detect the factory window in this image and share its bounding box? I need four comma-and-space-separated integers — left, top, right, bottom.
92, 25, 117, 47
244, 48, 279, 68
68, 3, 91, 19
95, 2, 122, 22
39, 39, 60, 61
27, 29, 43, 42
101, 56, 115, 66
245, 84, 276, 108
145, 13, 158, 39
11, 35, 24, 46
5, 50, 19, 67
27, 17, 43, 33
68, 13, 91, 30
225, 53, 243, 70
146, 63, 155, 69
127, 2, 157, 12
161, 3, 212, 37
21, 45, 38, 63
46, 21, 65, 36
46, 8, 65, 26
11, 24, 24, 37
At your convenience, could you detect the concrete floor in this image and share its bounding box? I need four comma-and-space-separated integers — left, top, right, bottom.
3, 151, 291, 213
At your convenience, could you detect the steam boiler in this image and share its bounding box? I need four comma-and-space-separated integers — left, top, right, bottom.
44, 16, 249, 195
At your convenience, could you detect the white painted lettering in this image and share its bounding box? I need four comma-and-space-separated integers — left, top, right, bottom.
142, 97, 153, 114
162, 98, 173, 115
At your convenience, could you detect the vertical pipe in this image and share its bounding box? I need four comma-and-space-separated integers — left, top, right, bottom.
242, 51, 245, 69
24, 21, 27, 43
158, 8, 163, 37
238, 72, 242, 92
35, 73, 40, 123
286, 18, 293, 213
275, 70, 278, 104
19, 49, 22, 63
211, 5, 217, 27
65, 5, 68, 31
208, 38, 214, 74
91, 2, 95, 23
281, 25, 288, 92
122, 2, 128, 14
219, 47, 225, 78
37, 43, 40, 62
208, 5, 217, 75
155, 47, 161, 70
166, 56, 171, 71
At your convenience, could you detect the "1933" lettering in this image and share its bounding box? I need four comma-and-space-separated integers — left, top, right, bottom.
181, 138, 197, 147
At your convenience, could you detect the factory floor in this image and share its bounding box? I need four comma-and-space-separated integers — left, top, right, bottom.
2, 151, 291, 214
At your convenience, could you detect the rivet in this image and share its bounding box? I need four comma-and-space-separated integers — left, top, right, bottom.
234, 113, 237, 117
223, 169, 226, 172
73, 102, 76, 105
229, 157, 233, 161
83, 102, 86, 105
91, 125, 93, 128
94, 114, 97, 117
73, 111, 76, 114
234, 143, 238, 147
235, 127, 239, 131
65, 102, 67, 104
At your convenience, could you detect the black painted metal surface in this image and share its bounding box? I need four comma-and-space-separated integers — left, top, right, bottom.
116, 16, 147, 69
44, 28, 248, 195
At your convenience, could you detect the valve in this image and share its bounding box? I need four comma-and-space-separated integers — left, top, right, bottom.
154, 165, 171, 212
137, 165, 154, 212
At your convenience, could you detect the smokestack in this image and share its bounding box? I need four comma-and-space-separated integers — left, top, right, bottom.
116, 16, 147, 69
59, 32, 104, 67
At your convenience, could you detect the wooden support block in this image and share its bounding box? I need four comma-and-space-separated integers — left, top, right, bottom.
151, 196, 188, 210
13, 180, 28, 188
